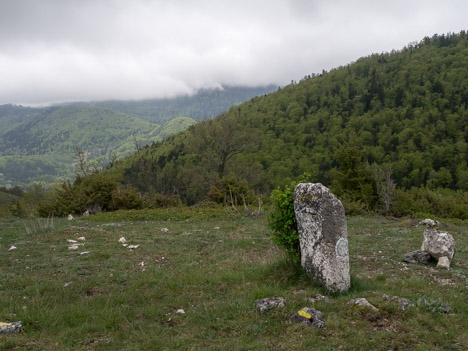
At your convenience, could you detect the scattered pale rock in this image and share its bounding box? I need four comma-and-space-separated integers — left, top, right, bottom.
176, 309, 185, 314
290, 307, 325, 328
403, 250, 432, 264
68, 245, 79, 250
255, 297, 286, 313
118, 237, 127, 244
127, 245, 140, 249
122, 244, 128, 247
294, 183, 350, 292
161, 228, 169, 232
0, 321, 22, 334
67, 239, 78, 243
77, 237, 86, 241
307, 294, 333, 304
82, 210, 90, 217
383, 294, 415, 310
437, 256, 451, 269
80, 251, 91, 255
418, 218, 440, 227
63, 282, 72, 287
421, 228, 455, 268
139, 261, 145, 267
214, 226, 220, 230
8, 246, 17, 251
347, 298, 379, 312
67, 214, 74, 221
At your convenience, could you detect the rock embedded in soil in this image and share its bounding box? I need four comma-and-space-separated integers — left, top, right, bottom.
403, 250, 432, 264
421, 228, 455, 269
0, 321, 22, 334
383, 294, 415, 310
255, 297, 286, 313
294, 183, 350, 293
290, 307, 325, 328
347, 298, 379, 312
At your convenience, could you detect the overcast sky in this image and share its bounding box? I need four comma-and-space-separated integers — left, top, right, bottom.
0, 0, 466, 106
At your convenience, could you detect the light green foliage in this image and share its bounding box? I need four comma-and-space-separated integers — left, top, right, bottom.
267, 180, 302, 263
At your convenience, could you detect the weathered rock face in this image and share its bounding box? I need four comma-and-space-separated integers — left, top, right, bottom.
421, 228, 455, 268
290, 307, 325, 328
255, 297, 286, 313
294, 183, 350, 292
403, 250, 432, 264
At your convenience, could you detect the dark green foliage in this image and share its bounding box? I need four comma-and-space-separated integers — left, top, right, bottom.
146, 192, 181, 208
37, 174, 122, 216
106, 32, 468, 220
330, 146, 377, 214
208, 175, 255, 206
110, 186, 146, 211
393, 187, 468, 219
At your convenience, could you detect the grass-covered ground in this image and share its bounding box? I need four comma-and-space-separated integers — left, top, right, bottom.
0, 209, 467, 350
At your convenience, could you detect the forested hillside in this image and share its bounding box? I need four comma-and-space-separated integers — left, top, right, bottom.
109, 32, 468, 206
0, 105, 195, 185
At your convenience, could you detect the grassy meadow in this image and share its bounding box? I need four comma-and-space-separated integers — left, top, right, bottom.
0, 209, 467, 350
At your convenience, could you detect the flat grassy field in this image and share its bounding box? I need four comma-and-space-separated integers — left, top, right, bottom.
0, 209, 467, 350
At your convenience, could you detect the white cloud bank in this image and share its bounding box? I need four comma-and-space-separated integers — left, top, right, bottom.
0, 0, 466, 105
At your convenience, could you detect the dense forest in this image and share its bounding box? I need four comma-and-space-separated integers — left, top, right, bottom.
107, 32, 467, 208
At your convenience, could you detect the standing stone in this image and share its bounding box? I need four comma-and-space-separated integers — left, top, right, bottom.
294, 183, 350, 292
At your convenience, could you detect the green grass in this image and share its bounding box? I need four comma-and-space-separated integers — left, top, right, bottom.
0, 212, 467, 350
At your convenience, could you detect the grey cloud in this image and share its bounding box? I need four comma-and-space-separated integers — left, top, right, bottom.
0, 0, 467, 105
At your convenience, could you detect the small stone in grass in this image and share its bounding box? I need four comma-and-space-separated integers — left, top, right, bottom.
255, 297, 286, 313
290, 308, 325, 328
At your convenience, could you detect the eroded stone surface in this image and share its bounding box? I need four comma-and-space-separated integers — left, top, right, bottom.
347, 298, 379, 312
421, 229, 455, 260
403, 250, 432, 264
294, 183, 350, 292
0, 321, 22, 334
437, 256, 451, 269
290, 307, 325, 328
255, 297, 285, 313
383, 294, 415, 310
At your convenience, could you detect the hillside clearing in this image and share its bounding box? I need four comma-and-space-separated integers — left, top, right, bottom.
0, 212, 467, 350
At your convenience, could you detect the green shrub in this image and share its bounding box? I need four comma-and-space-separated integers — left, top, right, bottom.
110, 185, 146, 210
147, 191, 181, 208
393, 187, 467, 220
267, 181, 300, 263
208, 175, 255, 206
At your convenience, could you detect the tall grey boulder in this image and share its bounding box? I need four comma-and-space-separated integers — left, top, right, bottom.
294, 183, 350, 292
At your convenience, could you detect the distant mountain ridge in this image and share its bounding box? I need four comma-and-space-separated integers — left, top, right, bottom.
73, 85, 277, 123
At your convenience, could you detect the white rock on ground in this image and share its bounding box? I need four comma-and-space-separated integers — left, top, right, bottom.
421, 228, 455, 269
8, 246, 17, 251
118, 237, 126, 243
347, 298, 379, 312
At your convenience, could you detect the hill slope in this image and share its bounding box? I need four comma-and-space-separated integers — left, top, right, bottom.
0, 106, 196, 184
109, 32, 468, 204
